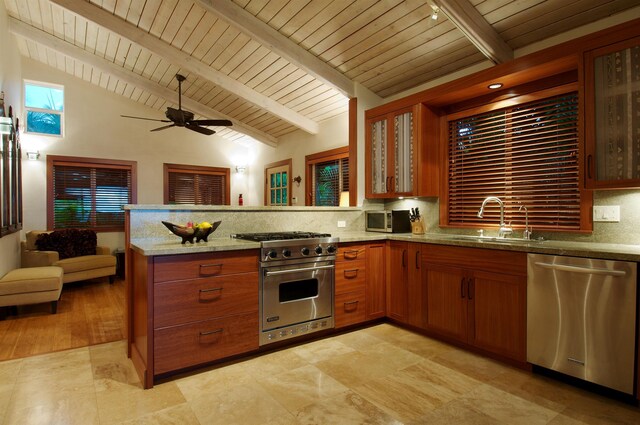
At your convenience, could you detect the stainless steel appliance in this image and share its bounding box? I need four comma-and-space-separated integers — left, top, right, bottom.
232, 232, 338, 346
365, 210, 411, 233
527, 253, 637, 394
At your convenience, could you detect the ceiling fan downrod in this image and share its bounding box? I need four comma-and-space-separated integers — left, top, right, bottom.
175, 73, 186, 112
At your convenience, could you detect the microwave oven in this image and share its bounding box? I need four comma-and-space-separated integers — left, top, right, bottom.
365, 210, 411, 233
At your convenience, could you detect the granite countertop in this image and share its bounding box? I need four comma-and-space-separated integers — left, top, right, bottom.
130, 231, 640, 262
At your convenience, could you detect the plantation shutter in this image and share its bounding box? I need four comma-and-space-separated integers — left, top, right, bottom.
167, 167, 227, 205
447, 91, 581, 231
312, 158, 349, 206
52, 163, 132, 230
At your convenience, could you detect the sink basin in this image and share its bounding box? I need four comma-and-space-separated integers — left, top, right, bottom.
443, 235, 542, 244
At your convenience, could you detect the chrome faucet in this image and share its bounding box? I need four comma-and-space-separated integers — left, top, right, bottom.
477, 196, 512, 238
519, 204, 532, 240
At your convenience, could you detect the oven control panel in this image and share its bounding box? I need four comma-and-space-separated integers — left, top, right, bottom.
260, 317, 334, 346
260, 237, 339, 262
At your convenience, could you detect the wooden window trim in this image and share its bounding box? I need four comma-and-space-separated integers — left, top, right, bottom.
305, 146, 349, 206
163, 163, 230, 205
47, 155, 137, 232
264, 159, 292, 206
440, 84, 593, 233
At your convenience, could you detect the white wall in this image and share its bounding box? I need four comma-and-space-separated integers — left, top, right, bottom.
0, 0, 23, 276
19, 57, 256, 251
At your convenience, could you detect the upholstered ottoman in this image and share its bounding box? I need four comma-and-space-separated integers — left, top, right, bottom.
0, 266, 64, 314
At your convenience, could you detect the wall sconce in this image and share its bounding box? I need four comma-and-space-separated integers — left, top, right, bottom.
293, 176, 302, 186
26, 151, 40, 160
0, 117, 12, 135
235, 165, 246, 174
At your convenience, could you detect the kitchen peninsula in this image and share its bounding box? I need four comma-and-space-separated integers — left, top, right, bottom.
125, 205, 640, 391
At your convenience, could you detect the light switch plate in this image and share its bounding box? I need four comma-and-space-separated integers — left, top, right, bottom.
337, 220, 346, 228
593, 205, 620, 222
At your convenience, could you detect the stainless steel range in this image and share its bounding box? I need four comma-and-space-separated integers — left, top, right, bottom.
232, 232, 339, 345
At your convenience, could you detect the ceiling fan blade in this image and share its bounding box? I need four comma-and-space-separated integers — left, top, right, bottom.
186, 124, 215, 135
151, 124, 176, 132
189, 119, 233, 127
121, 115, 171, 123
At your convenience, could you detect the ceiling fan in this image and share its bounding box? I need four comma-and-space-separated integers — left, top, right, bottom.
121, 74, 232, 135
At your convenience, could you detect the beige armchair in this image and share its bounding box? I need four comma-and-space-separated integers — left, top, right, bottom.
21, 231, 116, 284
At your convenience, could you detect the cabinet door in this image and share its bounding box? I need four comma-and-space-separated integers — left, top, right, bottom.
366, 243, 386, 320
366, 116, 389, 197
387, 241, 408, 321
424, 262, 468, 342
391, 110, 415, 195
585, 36, 640, 189
469, 270, 527, 362
406, 243, 427, 329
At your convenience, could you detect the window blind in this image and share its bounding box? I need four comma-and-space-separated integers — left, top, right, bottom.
52, 164, 131, 230
447, 91, 580, 230
312, 158, 349, 206
167, 169, 227, 205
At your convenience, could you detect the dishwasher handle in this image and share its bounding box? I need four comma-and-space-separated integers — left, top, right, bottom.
534, 261, 627, 277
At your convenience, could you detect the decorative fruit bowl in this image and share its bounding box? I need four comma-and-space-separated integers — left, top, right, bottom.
162, 220, 222, 244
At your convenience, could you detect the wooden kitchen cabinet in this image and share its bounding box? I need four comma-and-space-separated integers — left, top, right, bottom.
585, 35, 640, 189
386, 241, 408, 322
422, 244, 527, 363
364, 103, 439, 198
335, 242, 386, 328
129, 249, 260, 388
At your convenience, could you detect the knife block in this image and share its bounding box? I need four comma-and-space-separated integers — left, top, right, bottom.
411, 218, 425, 235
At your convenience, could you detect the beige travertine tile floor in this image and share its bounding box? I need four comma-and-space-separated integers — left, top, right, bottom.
1, 323, 639, 424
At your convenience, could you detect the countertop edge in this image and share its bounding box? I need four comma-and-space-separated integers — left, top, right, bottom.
129, 233, 640, 261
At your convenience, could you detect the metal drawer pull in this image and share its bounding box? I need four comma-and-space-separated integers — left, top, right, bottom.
265, 265, 334, 276
344, 250, 359, 260
200, 263, 223, 275
344, 269, 359, 278
200, 328, 223, 336
199, 287, 223, 293
534, 262, 626, 276
568, 357, 585, 366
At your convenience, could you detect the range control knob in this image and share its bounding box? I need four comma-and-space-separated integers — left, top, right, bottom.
326, 245, 337, 254
314, 245, 324, 255
267, 250, 277, 259
282, 249, 292, 258
301, 247, 310, 256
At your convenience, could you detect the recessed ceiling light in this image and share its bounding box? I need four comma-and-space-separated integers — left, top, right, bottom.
488, 83, 503, 90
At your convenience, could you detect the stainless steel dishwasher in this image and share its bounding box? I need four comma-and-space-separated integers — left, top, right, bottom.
527, 253, 637, 395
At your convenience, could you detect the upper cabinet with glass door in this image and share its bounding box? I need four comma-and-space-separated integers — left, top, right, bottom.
585, 36, 640, 189
365, 103, 439, 198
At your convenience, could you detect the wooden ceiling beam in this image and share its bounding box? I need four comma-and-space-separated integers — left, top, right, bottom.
48, 0, 318, 135
194, 0, 356, 98
434, 0, 513, 64
8, 18, 278, 147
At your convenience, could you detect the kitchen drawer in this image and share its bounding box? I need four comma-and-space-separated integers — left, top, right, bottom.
337, 244, 366, 262
154, 272, 258, 328
335, 288, 367, 329
153, 250, 259, 283
154, 312, 259, 374
335, 259, 366, 294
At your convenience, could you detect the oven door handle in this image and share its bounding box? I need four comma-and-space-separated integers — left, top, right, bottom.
265, 264, 335, 276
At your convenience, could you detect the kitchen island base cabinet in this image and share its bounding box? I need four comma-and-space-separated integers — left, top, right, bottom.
128, 249, 259, 388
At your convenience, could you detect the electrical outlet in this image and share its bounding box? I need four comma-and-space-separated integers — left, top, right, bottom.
292, 196, 297, 205
337, 220, 346, 228
593, 205, 620, 222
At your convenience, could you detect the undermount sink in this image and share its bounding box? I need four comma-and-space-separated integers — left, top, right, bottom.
443, 235, 543, 244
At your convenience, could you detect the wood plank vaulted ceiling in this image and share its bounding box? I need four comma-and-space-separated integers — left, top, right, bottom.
5, 0, 638, 146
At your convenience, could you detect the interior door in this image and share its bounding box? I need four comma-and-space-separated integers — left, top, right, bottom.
265, 163, 290, 206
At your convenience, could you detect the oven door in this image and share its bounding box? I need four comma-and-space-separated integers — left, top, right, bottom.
261, 259, 334, 332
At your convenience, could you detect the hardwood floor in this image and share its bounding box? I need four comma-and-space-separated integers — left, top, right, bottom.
0, 277, 125, 361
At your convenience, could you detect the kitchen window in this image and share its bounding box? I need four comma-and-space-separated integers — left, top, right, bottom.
442, 85, 592, 232
164, 163, 230, 205
47, 156, 137, 231
305, 147, 349, 206
24, 80, 64, 137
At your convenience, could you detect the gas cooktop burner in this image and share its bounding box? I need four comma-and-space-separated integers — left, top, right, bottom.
232, 231, 331, 242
